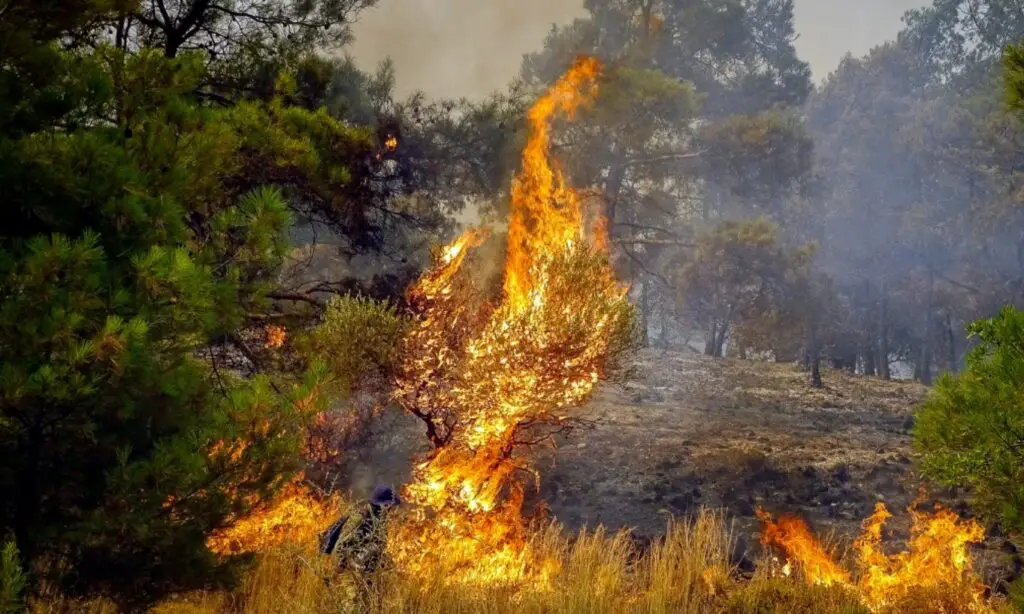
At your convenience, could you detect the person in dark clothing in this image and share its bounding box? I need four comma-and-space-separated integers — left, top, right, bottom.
320, 484, 400, 574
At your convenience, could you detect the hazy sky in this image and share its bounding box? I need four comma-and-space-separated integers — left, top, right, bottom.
348, 0, 929, 100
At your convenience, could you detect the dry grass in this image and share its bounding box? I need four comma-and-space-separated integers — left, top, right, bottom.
30, 509, 1007, 614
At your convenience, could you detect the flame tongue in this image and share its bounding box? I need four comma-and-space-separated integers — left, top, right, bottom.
756, 509, 851, 587
854, 502, 987, 609
505, 55, 602, 312
391, 56, 629, 586
758, 501, 989, 611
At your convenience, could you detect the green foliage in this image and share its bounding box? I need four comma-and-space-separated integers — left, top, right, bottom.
0, 9, 374, 606
296, 296, 408, 395
1008, 575, 1024, 613
1005, 42, 1024, 114
697, 111, 814, 220
0, 541, 25, 614
914, 307, 1024, 535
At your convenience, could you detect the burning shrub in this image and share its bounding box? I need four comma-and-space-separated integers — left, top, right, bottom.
387, 56, 637, 586
207, 480, 343, 556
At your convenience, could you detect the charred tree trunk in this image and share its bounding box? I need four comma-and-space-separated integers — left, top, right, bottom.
808, 326, 823, 388
713, 323, 729, 358
946, 313, 957, 373
658, 301, 669, 349
863, 341, 877, 376
603, 157, 626, 239
712, 304, 734, 358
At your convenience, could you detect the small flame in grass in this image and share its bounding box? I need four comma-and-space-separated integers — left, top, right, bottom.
756, 508, 851, 587
758, 499, 990, 612
389, 56, 630, 588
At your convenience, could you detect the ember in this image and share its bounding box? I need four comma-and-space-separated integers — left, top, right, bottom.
389, 56, 633, 586
264, 325, 287, 349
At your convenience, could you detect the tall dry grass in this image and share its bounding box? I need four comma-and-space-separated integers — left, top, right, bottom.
32, 509, 1014, 614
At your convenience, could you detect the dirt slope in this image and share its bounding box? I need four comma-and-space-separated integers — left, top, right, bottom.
538, 349, 923, 537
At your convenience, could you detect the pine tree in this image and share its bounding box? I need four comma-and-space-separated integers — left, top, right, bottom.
0, 3, 373, 606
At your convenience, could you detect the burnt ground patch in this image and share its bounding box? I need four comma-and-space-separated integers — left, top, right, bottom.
529, 349, 1022, 591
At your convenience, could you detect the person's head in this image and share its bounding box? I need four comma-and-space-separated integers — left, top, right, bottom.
369, 484, 399, 511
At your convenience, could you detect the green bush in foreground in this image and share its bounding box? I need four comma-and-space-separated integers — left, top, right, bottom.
0, 541, 25, 614
915, 306, 1024, 536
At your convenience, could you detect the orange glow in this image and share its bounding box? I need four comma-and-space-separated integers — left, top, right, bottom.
384, 135, 398, 151
758, 500, 989, 612
389, 56, 630, 587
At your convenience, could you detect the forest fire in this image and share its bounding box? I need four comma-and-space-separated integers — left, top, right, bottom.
758, 500, 989, 611
388, 56, 633, 586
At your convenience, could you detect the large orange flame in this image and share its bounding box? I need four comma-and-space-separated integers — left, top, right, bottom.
390, 56, 631, 586
207, 478, 341, 556
758, 500, 989, 612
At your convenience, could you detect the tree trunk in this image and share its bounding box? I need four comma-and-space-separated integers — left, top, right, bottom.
639, 280, 650, 347
863, 341, 877, 376
946, 313, 957, 373
15, 422, 43, 569
658, 302, 669, 349
878, 290, 891, 380
705, 322, 717, 356
713, 322, 729, 358
919, 269, 935, 385
603, 153, 626, 239
808, 327, 823, 388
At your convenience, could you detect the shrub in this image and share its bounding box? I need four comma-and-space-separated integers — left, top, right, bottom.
914, 306, 1024, 536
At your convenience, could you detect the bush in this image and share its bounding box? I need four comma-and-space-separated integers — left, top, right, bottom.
297, 295, 407, 395
294, 296, 407, 467
914, 306, 1024, 536
0, 541, 25, 614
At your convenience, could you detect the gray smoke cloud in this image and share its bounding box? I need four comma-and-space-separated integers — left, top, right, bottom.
347, 0, 585, 99
348, 0, 928, 100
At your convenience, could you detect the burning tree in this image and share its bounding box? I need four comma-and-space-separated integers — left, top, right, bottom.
388, 56, 636, 585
